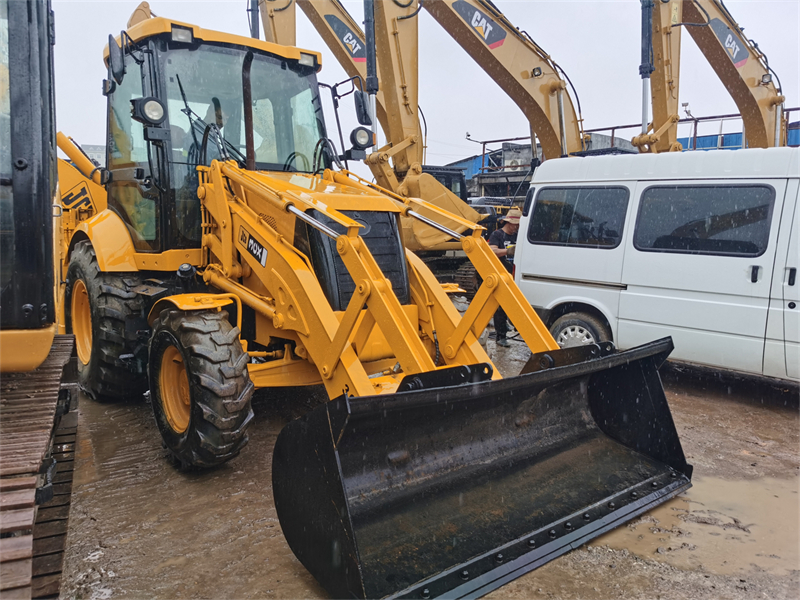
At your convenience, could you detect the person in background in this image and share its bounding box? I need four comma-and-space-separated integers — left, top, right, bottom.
488, 208, 521, 347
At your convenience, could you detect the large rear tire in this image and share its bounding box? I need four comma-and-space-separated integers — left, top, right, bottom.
65, 240, 147, 400
148, 308, 254, 469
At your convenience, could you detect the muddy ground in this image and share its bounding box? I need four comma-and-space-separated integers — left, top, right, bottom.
59, 332, 799, 600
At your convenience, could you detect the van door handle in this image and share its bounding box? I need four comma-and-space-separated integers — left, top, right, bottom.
750, 265, 760, 283
789, 267, 797, 287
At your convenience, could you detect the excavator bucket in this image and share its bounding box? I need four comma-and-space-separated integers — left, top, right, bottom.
272, 338, 692, 599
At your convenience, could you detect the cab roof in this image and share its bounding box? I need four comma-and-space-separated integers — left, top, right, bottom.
103, 16, 322, 69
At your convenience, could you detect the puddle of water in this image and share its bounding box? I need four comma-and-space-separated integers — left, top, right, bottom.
595, 476, 800, 575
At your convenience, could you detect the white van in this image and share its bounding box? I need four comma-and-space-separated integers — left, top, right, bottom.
514, 148, 799, 382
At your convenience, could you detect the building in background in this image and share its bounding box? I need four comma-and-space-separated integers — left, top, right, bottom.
447, 133, 633, 199
81, 144, 105, 166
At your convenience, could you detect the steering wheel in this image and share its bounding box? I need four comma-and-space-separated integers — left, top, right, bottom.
283, 152, 310, 172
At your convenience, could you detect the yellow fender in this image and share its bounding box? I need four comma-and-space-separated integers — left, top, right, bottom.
70, 209, 138, 271
147, 294, 236, 326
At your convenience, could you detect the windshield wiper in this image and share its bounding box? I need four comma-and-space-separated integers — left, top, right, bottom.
174, 74, 247, 166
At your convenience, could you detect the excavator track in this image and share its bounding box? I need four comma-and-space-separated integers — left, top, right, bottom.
453, 261, 480, 298
0, 336, 78, 599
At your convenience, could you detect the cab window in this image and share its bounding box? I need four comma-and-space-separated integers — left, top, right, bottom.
107, 63, 159, 251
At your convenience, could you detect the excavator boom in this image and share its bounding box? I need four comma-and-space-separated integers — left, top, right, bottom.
640, 0, 785, 152
423, 0, 584, 159
258, 0, 482, 254
683, 0, 784, 147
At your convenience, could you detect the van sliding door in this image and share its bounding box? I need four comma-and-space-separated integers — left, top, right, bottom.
619, 181, 786, 376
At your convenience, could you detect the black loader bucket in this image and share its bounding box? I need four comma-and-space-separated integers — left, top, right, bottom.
272, 338, 692, 599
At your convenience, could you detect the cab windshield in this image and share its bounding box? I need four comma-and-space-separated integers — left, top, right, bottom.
162, 43, 327, 173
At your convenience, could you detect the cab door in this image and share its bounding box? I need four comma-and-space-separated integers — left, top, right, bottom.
105, 49, 162, 252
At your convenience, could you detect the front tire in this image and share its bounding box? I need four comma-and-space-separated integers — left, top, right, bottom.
549, 312, 611, 349
65, 241, 147, 400
149, 309, 254, 469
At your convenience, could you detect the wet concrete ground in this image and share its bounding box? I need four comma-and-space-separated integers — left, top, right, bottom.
60, 332, 799, 600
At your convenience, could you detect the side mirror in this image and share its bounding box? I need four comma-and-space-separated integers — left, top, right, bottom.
108, 33, 126, 85
354, 91, 372, 127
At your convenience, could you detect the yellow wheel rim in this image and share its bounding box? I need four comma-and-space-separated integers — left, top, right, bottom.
160, 345, 191, 434
72, 279, 92, 365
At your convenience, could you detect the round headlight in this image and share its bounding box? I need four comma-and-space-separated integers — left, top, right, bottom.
143, 99, 165, 123
355, 128, 371, 147
351, 127, 373, 150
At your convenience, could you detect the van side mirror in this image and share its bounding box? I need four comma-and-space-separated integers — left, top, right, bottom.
108, 33, 126, 85
354, 90, 372, 127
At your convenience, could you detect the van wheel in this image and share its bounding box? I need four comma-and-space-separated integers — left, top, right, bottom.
148, 308, 254, 469
549, 313, 611, 349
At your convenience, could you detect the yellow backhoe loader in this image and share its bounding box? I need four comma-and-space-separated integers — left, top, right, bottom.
634, 0, 786, 153
56, 14, 692, 598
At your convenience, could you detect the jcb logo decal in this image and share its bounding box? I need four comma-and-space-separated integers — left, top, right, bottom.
62, 182, 93, 211
710, 18, 748, 68
324, 15, 366, 63
453, 0, 506, 49
239, 226, 267, 267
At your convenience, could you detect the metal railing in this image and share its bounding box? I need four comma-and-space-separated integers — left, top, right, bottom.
584, 107, 799, 150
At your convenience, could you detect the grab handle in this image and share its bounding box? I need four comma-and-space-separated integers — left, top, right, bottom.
750, 265, 760, 283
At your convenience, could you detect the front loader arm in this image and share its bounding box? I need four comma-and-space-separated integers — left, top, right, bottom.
333, 170, 559, 357
199, 161, 460, 399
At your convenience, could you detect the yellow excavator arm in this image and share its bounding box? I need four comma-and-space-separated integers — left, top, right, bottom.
683, 0, 785, 148
637, 0, 785, 152
259, 0, 425, 175
261, 0, 392, 139
423, 0, 585, 159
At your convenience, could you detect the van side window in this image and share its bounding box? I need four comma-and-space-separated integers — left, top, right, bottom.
634, 185, 775, 257
527, 187, 628, 249
522, 187, 534, 216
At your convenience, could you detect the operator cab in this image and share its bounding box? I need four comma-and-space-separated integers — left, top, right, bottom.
103, 19, 328, 254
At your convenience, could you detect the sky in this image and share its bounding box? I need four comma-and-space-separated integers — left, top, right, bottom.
52, 0, 799, 171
